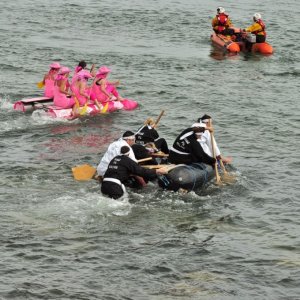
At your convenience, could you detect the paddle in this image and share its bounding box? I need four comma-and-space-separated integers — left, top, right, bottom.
208, 120, 236, 184
90, 64, 96, 76
37, 81, 45, 88
72, 164, 96, 181
153, 110, 165, 128
151, 153, 169, 158
72, 96, 89, 117
208, 120, 222, 185
101, 102, 109, 113
142, 164, 174, 169
219, 158, 237, 183
72, 157, 153, 181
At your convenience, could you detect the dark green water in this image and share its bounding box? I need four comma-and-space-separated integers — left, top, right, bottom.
0, 0, 299, 299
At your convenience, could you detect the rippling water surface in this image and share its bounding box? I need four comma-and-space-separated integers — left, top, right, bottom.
0, 0, 299, 299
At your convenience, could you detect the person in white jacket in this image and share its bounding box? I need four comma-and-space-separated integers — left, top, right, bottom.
97, 131, 137, 176
194, 114, 232, 164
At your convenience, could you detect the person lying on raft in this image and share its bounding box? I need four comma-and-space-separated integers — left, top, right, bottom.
101, 146, 168, 200
97, 131, 137, 177
168, 125, 216, 167
42, 62, 61, 98
197, 114, 232, 164
212, 7, 234, 36
135, 118, 169, 154
53, 67, 75, 108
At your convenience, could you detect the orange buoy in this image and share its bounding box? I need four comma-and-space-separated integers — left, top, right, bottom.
252, 42, 273, 54
227, 42, 240, 53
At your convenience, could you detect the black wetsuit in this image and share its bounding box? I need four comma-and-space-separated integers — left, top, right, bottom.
168, 128, 216, 166
101, 155, 157, 199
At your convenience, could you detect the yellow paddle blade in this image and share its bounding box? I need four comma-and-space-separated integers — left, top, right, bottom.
101, 102, 109, 114
79, 103, 88, 116
72, 164, 96, 181
37, 81, 45, 88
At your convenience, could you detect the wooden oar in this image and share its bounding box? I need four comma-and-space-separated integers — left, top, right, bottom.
219, 159, 237, 183
151, 152, 169, 158
153, 110, 165, 127
209, 121, 222, 185
72, 157, 152, 181
142, 164, 173, 169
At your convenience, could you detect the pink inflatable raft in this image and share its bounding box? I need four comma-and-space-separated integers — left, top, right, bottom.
13, 96, 138, 119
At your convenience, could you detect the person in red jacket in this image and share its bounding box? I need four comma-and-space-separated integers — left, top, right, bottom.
212, 7, 234, 35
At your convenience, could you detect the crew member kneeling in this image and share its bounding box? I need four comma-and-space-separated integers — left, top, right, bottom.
169, 125, 216, 166
101, 146, 167, 199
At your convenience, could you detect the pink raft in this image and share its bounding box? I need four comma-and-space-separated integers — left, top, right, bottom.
13, 96, 138, 119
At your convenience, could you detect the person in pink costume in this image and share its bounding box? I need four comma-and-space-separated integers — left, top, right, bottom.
90, 66, 138, 112
89, 66, 121, 112
43, 62, 61, 98
53, 67, 75, 108
72, 60, 96, 84
71, 69, 93, 106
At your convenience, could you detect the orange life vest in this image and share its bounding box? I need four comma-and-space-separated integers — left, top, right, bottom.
253, 19, 266, 36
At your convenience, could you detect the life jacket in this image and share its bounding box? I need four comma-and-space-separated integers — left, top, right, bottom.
216, 13, 229, 32
253, 19, 266, 36
217, 13, 228, 25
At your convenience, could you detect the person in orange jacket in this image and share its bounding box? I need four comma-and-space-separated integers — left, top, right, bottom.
244, 13, 267, 43
212, 7, 234, 35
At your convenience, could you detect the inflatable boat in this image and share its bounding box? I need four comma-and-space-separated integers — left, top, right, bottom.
158, 163, 214, 192
13, 96, 138, 120
210, 32, 240, 53
210, 28, 273, 55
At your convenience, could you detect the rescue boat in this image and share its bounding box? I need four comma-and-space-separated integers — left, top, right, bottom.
13, 96, 138, 120
234, 28, 273, 55
210, 32, 240, 53
210, 28, 273, 55
158, 163, 214, 192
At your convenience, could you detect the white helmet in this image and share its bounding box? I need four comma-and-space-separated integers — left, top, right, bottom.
253, 13, 262, 21
217, 7, 225, 14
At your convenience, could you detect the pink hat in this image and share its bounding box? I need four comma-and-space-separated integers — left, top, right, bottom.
76, 69, 93, 80
58, 66, 71, 75
96, 66, 111, 77
49, 62, 61, 69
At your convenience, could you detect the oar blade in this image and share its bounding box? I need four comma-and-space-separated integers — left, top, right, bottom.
79, 104, 88, 116
101, 102, 109, 114
37, 81, 45, 88
72, 164, 96, 181
221, 173, 237, 184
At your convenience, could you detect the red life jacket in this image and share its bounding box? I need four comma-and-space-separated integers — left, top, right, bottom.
253, 19, 266, 36
217, 13, 228, 26
216, 13, 229, 33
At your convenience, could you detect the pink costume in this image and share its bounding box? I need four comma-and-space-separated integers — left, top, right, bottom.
44, 78, 55, 98
44, 62, 61, 98
90, 66, 138, 112
70, 70, 92, 106
90, 81, 123, 112
71, 65, 84, 84
53, 75, 75, 108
